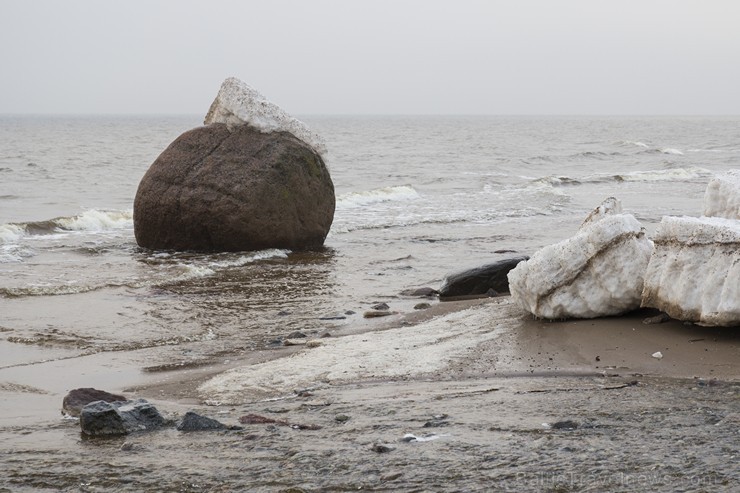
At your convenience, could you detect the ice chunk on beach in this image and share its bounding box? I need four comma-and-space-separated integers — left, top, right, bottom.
204, 77, 327, 156
703, 169, 740, 219
508, 200, 653, 319
641, 216, 740, 327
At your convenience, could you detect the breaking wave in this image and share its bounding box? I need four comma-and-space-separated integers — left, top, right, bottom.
0, 249, 291, 298
0, 209, 133, 245
528, 167, 712, 189
336, 185, 420, 209
54, 209, 133, 231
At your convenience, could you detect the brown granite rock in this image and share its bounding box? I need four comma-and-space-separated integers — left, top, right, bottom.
133, 123, 335, 252
62, 387, 127, 417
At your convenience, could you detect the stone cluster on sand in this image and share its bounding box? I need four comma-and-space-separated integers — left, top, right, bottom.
641, 170, 740, 327
134, 77, 335, 252
63, 388, 239, 436
508, 170, 739, 327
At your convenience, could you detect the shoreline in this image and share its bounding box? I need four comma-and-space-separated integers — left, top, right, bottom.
137, 297, 738, 406
1, 295, 738, 492
1, 296, 736, 423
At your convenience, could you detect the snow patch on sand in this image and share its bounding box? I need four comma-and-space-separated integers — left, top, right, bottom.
198, 304, 514, 404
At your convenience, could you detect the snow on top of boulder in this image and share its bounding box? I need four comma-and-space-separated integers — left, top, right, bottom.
654, 216, 740, 244
204, 77, 327, 157
703, 169, 739, 219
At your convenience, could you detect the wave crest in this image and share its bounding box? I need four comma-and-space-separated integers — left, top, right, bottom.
336, 185, 420, 209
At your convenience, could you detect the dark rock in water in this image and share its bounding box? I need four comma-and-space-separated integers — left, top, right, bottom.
414, 302, 432, 310
133, 123, 335, 252
364, 310, 395, 319
439, 257, 529, 300
551, 420, 578, 430
80, 399, 166, 436
177, 411, 239, 432
371, 443, 395, 453
371, 302, 390, 311
62, 388, 127, 417
400, 287, 438, 297
287, 331, 307, 339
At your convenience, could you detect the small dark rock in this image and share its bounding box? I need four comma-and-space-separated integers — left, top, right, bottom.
335, 414, 351, 423
277, 310, 291, 316
371, 302, 390, 311
63, 388, 127, 417
400, 287, 439, 297
551, 420, 578, 430
177, 411, 238, 432
423, 420, 449, 428
80, 399, 167, 436
643, 312, 671, 325
286, 331, 307, 339
414, 303, 432, 310
363, 310, 394, 319
371, 443, 395, 453
318, 315, 347, 320
344, 310, 356, 315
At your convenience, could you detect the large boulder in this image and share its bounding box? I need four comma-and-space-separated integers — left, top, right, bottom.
641, 216, 740, 327
438, 256, 529, 300
134, 78, 334, 252
507, 198, 653, 319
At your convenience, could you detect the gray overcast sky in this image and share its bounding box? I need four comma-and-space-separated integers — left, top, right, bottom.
1, 0, 739, 115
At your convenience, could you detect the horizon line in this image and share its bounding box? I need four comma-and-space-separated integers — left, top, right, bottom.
2, 112, 740, 118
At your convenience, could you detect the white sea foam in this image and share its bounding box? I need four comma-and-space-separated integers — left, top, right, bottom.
614, 166, 708, 182
335, 185, 420, 209
205, 77, 327, 157
659, 148, 684, 155
54, 209, 133, 232
208, 249, 290, 269
0, 223, 25, 244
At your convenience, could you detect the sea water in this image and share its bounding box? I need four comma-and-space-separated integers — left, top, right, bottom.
1, 115, 739, 490
1, 115, 737, 363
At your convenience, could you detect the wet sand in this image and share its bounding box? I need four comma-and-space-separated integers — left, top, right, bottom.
1, 297, 738, 492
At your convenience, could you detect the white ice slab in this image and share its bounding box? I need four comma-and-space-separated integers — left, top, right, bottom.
508, 212, 653, 319
204, 77, 327, 156
641, 216, 740, 327
703, 169, 740, 219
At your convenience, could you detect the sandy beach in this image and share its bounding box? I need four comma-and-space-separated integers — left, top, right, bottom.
2, 295, 737, 492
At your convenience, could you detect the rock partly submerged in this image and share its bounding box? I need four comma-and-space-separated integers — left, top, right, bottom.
79, 399, 167, 436
62, 387, 127, 417
508, 198, 653, 319
438, 256, 529, 300
134, 77, 334, 252
641, 216, 740, 327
